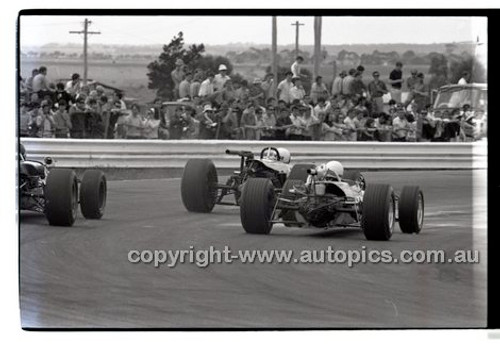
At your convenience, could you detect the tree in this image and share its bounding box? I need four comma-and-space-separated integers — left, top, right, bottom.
449, 54, 486, 84
428, 53, 449, 89
147, 32, 205, 99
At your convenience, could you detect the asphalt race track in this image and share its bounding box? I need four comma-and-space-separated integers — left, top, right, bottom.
20, 170, 487, 328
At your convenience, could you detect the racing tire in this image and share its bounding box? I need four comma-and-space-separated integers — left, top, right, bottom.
280, 178, 304, 227
343, 170, 366, 190
80, 169, 107, 219
181, 158, 218, 213
362, 184, 395, 241
287, 163, 316, 182
398, 186, 424, 234
45, 168, 78, 226
240, 178, 276, 234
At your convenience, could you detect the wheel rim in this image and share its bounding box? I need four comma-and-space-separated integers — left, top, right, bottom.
98, 179, 107, 212
388, 196, 395, 234
417, 193, 424, 229
206, 168, 218, 207
71, 179, 78, 220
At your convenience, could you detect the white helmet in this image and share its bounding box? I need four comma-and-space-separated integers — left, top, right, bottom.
277, 147, 291, 163
218, 64, 228, 71
261, 147, 278, 161
325, 160, 344, 178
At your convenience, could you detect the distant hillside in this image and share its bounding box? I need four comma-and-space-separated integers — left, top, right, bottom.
21, 41, 478, 58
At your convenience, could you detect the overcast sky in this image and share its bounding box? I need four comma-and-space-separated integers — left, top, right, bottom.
19, 16, 487, 47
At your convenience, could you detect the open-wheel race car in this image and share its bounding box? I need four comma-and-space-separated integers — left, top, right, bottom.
239, 160, 424, 240
19, 144, 107, 226
181, 147, 314, 213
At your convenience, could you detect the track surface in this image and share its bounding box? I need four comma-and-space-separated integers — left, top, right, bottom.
20, 170, 487, 328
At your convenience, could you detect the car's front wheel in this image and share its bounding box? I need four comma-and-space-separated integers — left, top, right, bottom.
361, 184, 395, 241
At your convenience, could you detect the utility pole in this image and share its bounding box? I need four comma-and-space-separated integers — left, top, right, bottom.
69, 18, 101, 86
313, 16, 322, 79
272, 16, 278, 99
291, 21, 304, 58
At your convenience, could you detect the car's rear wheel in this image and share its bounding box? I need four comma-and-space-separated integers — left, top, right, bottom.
80, 169, 107, 219
240, 178, 276, 234
362, 184, 395, 241
181, 158, 218, 213
399, 186, 424, 234
45, 169, 78, 226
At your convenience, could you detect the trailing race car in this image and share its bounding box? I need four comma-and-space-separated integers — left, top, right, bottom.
19, 144, 107, 226
181, 147, 313, 213
239, 160, 424, 240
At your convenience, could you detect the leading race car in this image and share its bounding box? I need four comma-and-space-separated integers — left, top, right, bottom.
19, 144, 107, 226
181, 147, 308, 213
239, 160, 424, 240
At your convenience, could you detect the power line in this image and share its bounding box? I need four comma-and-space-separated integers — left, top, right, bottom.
69, 18, 101, 85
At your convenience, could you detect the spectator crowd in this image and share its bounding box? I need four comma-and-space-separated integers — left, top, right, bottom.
19, 58, 481, 142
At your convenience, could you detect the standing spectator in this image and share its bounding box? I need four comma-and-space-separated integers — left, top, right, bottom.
310, 76, 329, 105
458, 71, 471, 85
143, 108, 160, 139
351, 71, 367, 99
288, 105, 307, 140
404, 69, 419, 105
412, 73, 429, 112
199, 72, 216, 100
275, 101, 292, 140
171, 59, 185, 99
54, 82, 73, 108
406, 113, 417, 142
374, 112, 392, 142
190, 71, 202, 99
358, 117, 376, 141
179, 72, 193, 100
322, 110, 344, 141
25, 69, 39, 100
124, 104, 145, 140
213, 64, 231, 92
53, 100, 72, 138
27, 104, 41, 137
220, 100, 241, 139
302, 106, 321, 141
341, 68, 357, 97
234, 80, 250, 102
86, 98, 105, 139
69, 97, 87, 139
169, 106, 188, 139
289, 78, 306, 102
343, 109, 358, 141
249, 78, 265, 102
99, 95, 111, 138
331, 70, 347, 97
158, 104, 170, 140
32, 66, 53, 102
20, 103, 31, 137
388, 62, 404, 103
277, 71, 294, 104
65, 73, 82, 97
367, 71, 388, 114
391, 107, 410, 142
313, 97, 329, 119
241, 104, 259, 140
198, 105, 218, 139
259, 106, 277, 140
113, 91, 127, 110
37, 101, 56, 138
291, 56, 305, 79
261, 73, 275, 101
